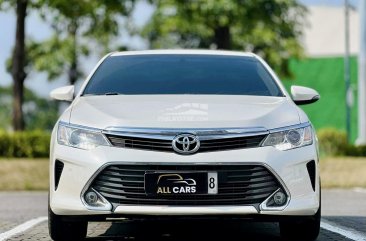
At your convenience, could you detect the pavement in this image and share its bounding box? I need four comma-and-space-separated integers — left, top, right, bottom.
0, 189, 365, 241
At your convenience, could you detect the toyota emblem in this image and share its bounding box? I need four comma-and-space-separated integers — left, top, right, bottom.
172, 134, 200, 154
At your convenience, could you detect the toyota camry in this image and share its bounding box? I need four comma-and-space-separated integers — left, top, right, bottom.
49, 50, 321, 241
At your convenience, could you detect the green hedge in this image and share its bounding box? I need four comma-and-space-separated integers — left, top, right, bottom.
0, 131, 50, 158
343, 145, 366, 157
317, 128, 366, 157
317, 128, 348, 156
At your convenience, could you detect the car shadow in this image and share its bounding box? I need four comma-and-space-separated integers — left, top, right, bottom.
86, 219, 282, 241
322, 215, 366, 233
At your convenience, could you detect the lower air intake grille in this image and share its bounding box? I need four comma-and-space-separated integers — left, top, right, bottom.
54, 160, 64, 190
306, 160, 316, 191
90, 164, 281, 206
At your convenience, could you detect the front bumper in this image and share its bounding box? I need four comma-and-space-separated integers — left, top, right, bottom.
113, 205, 258, 215
49, 143, 320, 217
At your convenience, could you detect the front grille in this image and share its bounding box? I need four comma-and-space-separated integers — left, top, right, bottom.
90, 164, 280, 207
105, 134, 266, 153
199, 135, 266, 152
106, 135, 171, 152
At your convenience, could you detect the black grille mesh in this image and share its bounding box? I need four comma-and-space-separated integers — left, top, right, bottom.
306, 160, 316, 191
54, 160, 64, 190
90, 164, 280, 206
105, 134, 266, 153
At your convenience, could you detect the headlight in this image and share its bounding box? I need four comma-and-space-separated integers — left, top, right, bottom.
262, 125, 313, 151
57, 123, 109, 150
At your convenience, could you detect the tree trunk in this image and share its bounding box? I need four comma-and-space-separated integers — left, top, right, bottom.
68, 22, 78, 85
12, 0, 28, 131
214, 26, 231, 49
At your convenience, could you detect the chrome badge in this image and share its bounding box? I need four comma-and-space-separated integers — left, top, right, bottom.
172, 134, 200, 154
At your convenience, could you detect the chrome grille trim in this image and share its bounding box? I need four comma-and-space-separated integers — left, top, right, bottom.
103, 126, 269, 139
103, 127, 268, 153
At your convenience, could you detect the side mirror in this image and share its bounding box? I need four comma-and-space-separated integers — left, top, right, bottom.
50, 85, 75, 101
291, 85, 320, 105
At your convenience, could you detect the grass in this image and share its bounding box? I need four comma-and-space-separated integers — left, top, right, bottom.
0, 157, 365, 190
0, 158, 48, 190
320, 157, 366, 188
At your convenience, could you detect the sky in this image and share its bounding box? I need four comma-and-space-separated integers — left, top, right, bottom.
0, 0, 360, 97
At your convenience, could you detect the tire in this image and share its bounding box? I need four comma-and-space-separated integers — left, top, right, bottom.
48, 206, 87, 241
280, 206, 321, 241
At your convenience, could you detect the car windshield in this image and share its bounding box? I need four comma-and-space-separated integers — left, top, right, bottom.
82, 54, 284, 97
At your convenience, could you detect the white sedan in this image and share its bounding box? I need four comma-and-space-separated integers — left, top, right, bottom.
49, 50, 320, 241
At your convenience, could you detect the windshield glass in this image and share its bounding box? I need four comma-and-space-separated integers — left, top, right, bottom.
82, 54, 284, 96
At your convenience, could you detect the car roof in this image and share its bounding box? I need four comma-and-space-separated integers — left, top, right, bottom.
110, 49, 256, 58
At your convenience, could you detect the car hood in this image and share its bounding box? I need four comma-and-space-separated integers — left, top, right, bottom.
68, 95, 301, 130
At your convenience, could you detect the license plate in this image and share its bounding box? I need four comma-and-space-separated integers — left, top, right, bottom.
145, 172, 218, 195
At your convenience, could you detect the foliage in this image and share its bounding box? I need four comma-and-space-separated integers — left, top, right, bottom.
0, 0, 40, 130
28, 0, 135, 84
0, 0, 40, 9
343, 145, 366, 157
143, 0, 307, 76
0, 131, 50, 158
317, 128, 348, 156
23, 90, 59, 131
0, 86, 59, 131
27, 36, 83, 81
1, 0, 136, 131
0, 87, 12, 130
317, 128, 366, 157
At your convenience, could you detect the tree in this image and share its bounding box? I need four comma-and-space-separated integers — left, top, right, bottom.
142, 0, 307, 76
1, 0, 134, 130
29, 0, 135, 85
0, 0, 34, 130
12, 0, 28, 131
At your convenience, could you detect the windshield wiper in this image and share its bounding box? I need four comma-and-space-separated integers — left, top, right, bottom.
81, 92, 122, 96
104, 92, 121, 96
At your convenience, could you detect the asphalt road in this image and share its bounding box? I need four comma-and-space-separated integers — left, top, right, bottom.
0, 189, 365, 241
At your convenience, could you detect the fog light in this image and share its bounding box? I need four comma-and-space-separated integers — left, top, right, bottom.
85, 191, 98, 205
273, 191, 286, 205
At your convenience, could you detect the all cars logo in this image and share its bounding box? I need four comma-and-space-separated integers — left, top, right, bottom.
156, 174, 196, 194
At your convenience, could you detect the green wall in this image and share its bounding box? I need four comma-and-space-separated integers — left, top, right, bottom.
283, 56, 358, 142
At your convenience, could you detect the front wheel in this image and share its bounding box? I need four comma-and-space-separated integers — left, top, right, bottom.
48, 206, 87, 241
280, 206, 321, 241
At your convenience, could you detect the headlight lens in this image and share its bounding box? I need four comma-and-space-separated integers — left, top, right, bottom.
262, 125, 313, 151
57, 123, 109, 150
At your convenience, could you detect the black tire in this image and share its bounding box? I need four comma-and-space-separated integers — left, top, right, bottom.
280, 206, 321, 241
48, 206, 87, 241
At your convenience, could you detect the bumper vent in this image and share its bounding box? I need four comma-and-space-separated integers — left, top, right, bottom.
105, 134, 266, 153
306, 160, 316, 191
54, 160, 64, 190
90, 164, 281, 207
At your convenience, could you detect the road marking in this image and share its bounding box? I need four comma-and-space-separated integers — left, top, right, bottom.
321, 219, 366, 241
353, 187, 366, 193
0, 216, 47, 241
2, 217, 366, 241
